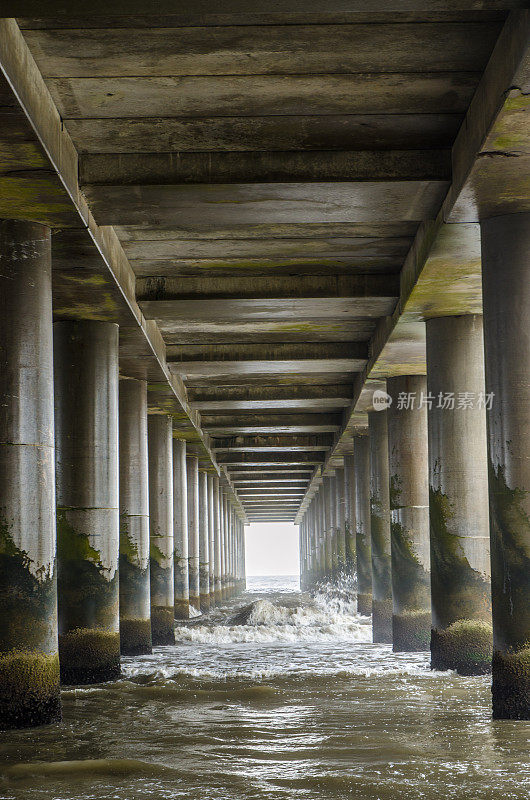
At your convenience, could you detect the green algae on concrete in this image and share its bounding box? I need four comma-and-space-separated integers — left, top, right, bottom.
429, 487, 492, 674
119, 619, 153, 657
119, 523, 152, 656
0, 650, 61, 730
488, 462, 530, 718
393, 612, 431, 652
391, 518, 431, 651
386, 375, 431, 652
58, 629, 120, 684
150, 561, 175, 645
0, 523, 61, 728
57, 510, 120, 684
431, 620, 492, 675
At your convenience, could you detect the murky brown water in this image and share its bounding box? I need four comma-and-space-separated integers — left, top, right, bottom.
1, 576, 528, 799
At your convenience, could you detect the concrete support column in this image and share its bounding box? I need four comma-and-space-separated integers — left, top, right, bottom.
387, 376, 431, 652
119, 378, 152, 655
369, 410, 393, 643
241, 520, 247, 592
322, 477, 333, 582
301, 509, 308, 590
0, 220, 61, 729
198, 469, 210, 612
172, 439, 189, 619
54, 320, 120, 683
213, 478, 222, 605
481, 213, 530, 718
426, 315, 491, 674
344, 455, 357, 579
330, 475, 339, 581
227, 501, 234, 598
148, 415, 174, 645
335, 467, 346, 579
353, 433, 372, 616
186, 453, 200, 612
220, 491, 228, 600
207, 475, 216, 607
318, 488, 326, 583
310, 500, 317, 588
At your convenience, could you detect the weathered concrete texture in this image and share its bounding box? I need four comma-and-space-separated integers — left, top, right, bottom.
353, 434, 372, 616
207, 475, 216, 607
426, 315, 492, 675
186, 453, 201, 611
119, 378, 152, 656
335, 467, 346, 576
172, 439, 189, 620
482, 213, 530, 719
0, 220, 61, 729
322, 477, 333, 582
221, 492, 229, 600
330, 475, 339, 579
213, 478, 222, 605
54, 320, 120, 683
369, 411, 393, 643
148, 415, 175, 646
343, 455, 357, 578
387, 376, 431, 652
198, 470, 210, 612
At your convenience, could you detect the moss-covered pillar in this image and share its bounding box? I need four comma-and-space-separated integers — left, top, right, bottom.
119, 378, 152, 655
207, 475, 216, 607
344, 454, 357, 580
387, 376, 431, 652
172, 439, 189, 619
353, 433, 372, 616
186, 452, 200, 612
335, 467, 346, 578
481, 213, 530, 718
54, 320, 120, 684
0, 220, 61, 729
147, 415, 174, 646
426, 315, 492, 675
198, 469, 210, 613
369, 411, 393, 643
213, 477, 222, 605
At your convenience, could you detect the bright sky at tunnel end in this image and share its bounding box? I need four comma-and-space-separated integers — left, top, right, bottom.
245, 524, 300, 576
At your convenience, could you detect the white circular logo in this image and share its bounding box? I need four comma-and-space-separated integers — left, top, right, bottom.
372, 389, 392, 410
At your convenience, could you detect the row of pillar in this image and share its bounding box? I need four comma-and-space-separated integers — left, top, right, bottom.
300, 210, 530, 720
0, 219, 246, 730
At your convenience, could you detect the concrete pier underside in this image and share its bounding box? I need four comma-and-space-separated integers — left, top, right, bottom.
0, 5, 529, 722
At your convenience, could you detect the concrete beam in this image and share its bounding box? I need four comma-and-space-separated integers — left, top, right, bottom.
80, 181, 449, 227
212, 433, 333, 451
10, 2, 523, 15
138, 274, 399, 302
202, 413, 342, 434
80, 150, 450, 185
188, 384, 352, 412
62, 115, 464, 156
216, 452, 325, 465
25, 23, 500, 77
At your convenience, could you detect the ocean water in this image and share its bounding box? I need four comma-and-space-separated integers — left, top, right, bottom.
0, 575, 529, 799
